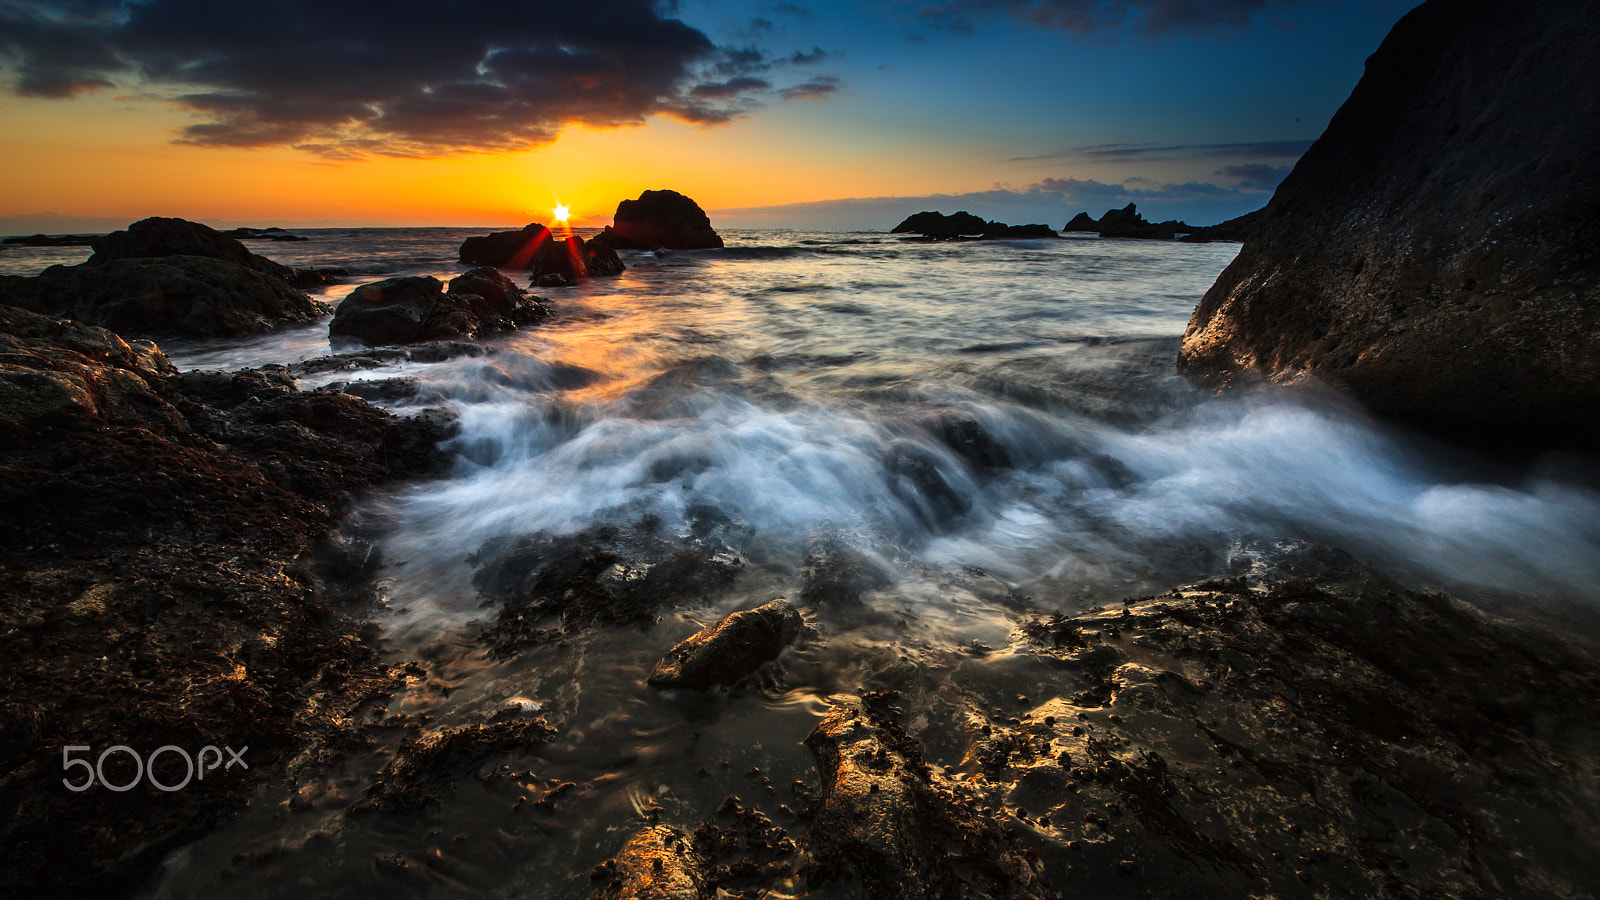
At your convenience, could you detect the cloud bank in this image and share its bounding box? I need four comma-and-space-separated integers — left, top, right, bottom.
915, 0, 1308, 36
0, 0, 841, 156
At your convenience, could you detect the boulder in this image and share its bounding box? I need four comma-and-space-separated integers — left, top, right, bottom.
1178, 0, 1600, 445
0, 217, 331, 338
459, 223, 551, 268
0, 255, 326, 338
647, 598, 803, 690
327, 273, 547, 347
591, 190, 724, 250
458, 224, 625, 282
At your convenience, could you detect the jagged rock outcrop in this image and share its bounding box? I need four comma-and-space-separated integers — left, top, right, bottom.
891, 211, 1058, 240
590, 190, 724, 250
327, 270, 547, 346
647, 599, 803, 690
1062, 212, 1099, 232
1178, 0, 1600, 445
1093, 204, 1187, 240
458, 224, 625, 284
0, 217, 328, 338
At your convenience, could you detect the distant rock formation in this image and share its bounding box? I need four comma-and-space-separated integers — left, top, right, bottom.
890, 210, 1059, 239
1, 233, 97, 247
1058, 205, 1259, 242
328, 269, 547, 346
1062, 212, 1099, 232
0, 217, 327, 338
1178, 0, 1600, 446
590, 189, 725, 250
458, 223, 625, 284
218, 226, 307, 242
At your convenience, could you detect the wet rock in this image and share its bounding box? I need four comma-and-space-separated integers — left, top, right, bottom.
459, 224, 626, 280
474, 515, 745, 656
591, 190, 724, 250
351, 719, 557, 814
586, 825, 708, 900
800, 536, 891, 607
648, 599, 804, 690
1178, 0, 1600, 447
993, 541, 1600, 898
884, 440, 970, 527
890, 211, 1058, 240
801, 692, 1049, 900
0, 255, 326, 339
327, 274, 547, 346
292, 341, 494, 375
0, 305, 448, 896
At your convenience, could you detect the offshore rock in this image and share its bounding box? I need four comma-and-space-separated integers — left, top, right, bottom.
1178, 0, 1600, 445
591, 190, 724, 250
647, 599, 803, 690
586, 825, 709, 900
328, 272, 547, 346
2, 233, 97, 247
0, 217, 327, 338
1093, 203, 1186, 240
458, 224, 625, 281
891, 211, 1058, 240
1062, 212, 1099, 232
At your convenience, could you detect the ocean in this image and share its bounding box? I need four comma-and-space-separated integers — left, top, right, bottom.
9, 227, 1598, 897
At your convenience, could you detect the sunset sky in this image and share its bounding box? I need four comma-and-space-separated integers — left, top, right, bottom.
0, 0, 1419, 232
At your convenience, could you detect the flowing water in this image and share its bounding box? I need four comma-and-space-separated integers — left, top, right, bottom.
11, 228, 1594, 897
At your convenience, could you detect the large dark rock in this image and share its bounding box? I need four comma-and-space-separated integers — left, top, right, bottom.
459, 223, 551, 267
0, 217, 330, 338
328, 272, 547, 347
890, 210, 1058, 240
458, 224, 625, 283
647, 598, 803, 690
0, 304, 445, 896
1178, 0, 1600, 445
591, 190, 724, 250
0, 255, 326, 338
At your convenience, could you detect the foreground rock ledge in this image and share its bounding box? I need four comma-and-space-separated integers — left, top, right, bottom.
1178, 0, 1600, 444
0, 306, 445, 896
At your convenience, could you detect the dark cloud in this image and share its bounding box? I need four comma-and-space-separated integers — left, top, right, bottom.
789, 46, 831, 64
917, 0, 1307, 36
781, 76, 841, 100
691, 76, 774, 98
1008, 139, 1313, 163
1216, 162, 1292, 191
0, 1, 837, 155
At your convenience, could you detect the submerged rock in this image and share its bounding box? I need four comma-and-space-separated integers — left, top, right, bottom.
591, 189, 724, 250
648, 599, 803, 690
1178, 0, 1600, 446
351, 719, 556, 814
474, 513, 746, 656
327, 271, 547, 346
0, 217, 329, 338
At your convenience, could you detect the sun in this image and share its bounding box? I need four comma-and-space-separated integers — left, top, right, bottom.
552, 204, 571, 223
